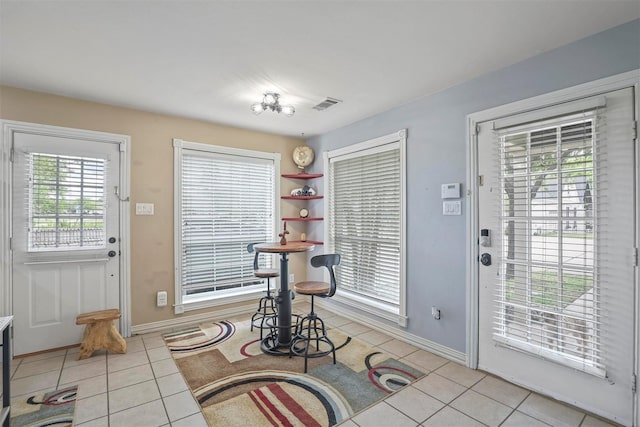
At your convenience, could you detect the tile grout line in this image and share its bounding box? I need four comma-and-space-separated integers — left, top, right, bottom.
153, 334, 173, 425
106, 350, 111, 426
424, 372, 490, 427
505, 390, 556, 427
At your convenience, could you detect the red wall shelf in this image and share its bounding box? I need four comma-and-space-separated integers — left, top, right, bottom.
281, 173, 323, 179
281, 172, 324, 244
281, 195, 323, 200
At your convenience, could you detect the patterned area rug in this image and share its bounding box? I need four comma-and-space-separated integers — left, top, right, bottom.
164, 318, 424, 426
10, 385, 77, 427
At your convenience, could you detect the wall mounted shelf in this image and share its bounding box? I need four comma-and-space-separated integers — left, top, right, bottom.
281, 173, 323, 179
281, 173, 324, 244
281, 195, 323, 200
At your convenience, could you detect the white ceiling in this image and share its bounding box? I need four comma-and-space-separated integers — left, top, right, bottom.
1, 1, 638, 138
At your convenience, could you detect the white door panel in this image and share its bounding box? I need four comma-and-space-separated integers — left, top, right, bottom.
12, 132, 121, 355
477, 88, 635, 425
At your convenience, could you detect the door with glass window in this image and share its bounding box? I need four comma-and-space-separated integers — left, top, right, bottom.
12, 132, 121, 355
477, 88, 635, 424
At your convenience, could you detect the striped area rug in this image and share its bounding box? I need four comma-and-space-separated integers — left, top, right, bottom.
10, 385, 77, 427
164, 318, 424, 426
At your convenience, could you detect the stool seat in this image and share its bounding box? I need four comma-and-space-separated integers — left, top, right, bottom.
294, 281, 330, 295
255, 268, 279, 278
76, 308, 127, 360
76, 308, 121, 324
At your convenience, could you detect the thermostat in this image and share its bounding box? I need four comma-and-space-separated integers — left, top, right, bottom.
441, 183, 461, 199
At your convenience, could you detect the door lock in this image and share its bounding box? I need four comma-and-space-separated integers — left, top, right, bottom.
480, 253, 492, 266
108, 237, 117, 244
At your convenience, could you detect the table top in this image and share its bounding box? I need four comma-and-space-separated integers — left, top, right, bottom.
255, 241, 315, 254
0, 316, 12, 332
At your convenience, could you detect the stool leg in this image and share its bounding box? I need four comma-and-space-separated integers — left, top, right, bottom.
78, 324, 95, 360
107, 323, 127, 354
252, 276, 278, 337
289, 295, 336, 373
78, 320, 127, 360
304, 315, 313, 373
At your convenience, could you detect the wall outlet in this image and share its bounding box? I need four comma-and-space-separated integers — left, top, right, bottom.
432, 306, 441, 320
157, 291, 167, 307
289, 273, 295, 283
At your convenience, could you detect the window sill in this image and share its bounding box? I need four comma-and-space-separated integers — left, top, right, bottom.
176, 286, 266, 314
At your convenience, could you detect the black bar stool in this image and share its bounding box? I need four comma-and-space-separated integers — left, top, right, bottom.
291, 253, 340, 372
248, 243, 279, 340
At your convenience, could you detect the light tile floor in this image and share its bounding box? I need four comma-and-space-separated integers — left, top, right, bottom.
7, 303, 620, 427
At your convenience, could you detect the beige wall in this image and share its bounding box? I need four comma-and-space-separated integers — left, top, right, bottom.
0, 85, 308, 327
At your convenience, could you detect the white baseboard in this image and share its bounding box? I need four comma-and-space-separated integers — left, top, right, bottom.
317, 299, 466, 365
131, 303, 256, 335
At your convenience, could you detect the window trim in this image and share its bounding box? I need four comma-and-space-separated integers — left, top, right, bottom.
27, 152, 108, 252
173, 138, 281, 314
323, 129, 407, 326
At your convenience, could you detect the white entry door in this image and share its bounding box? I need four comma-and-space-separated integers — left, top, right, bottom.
477, 88, 636, 425
12, 131, 121, 355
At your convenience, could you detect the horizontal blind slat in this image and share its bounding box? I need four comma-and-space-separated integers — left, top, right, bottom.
180, 149, 275, 295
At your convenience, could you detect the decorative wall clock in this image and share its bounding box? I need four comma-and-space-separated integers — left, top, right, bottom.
293, 145, 314, 172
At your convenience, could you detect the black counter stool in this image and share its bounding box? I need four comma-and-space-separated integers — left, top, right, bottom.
291, 253, 341, 372
248, 243, 279, 340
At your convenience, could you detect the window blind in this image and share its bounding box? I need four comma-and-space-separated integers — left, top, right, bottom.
180, 151, 274, 297
490, 93, 634, 377
329, 146, 401, 307
27, 153, 106, 251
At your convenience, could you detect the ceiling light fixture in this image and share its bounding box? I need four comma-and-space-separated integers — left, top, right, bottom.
251, 92, 295, 117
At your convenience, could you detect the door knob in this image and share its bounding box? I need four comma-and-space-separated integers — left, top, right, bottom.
108, 250, 117, 258
480, 253, 492, 266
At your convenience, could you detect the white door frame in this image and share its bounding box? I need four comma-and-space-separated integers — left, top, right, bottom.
0, 120, 132, 340
466, 70, 639, 423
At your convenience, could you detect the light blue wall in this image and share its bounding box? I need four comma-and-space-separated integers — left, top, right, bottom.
306, 19, 640, 353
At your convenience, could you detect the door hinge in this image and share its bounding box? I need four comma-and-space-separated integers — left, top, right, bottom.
475, 124, 481, 135
10, 326, 13, 340
632, 374, 637, 393
634, 247, 638, 267
632, 120, 637, 141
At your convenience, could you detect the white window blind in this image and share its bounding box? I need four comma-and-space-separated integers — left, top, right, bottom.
491, 90, 633, 377
27, 153, 106, 251
328, 140, 403, 312
179, 148, 275, 301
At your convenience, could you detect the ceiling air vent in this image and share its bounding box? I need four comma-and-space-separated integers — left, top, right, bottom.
312, 97, 342, 111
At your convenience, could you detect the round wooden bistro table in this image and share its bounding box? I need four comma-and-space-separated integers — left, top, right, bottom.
254, 241, 315, 355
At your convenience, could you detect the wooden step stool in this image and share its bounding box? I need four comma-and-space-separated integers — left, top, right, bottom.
76, 308, 127, 360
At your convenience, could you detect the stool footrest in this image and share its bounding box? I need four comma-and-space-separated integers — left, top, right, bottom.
290, 313, 336, 372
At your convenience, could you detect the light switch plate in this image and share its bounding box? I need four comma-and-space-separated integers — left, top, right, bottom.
136, 203, 154, 215
443, 200, 462, 216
